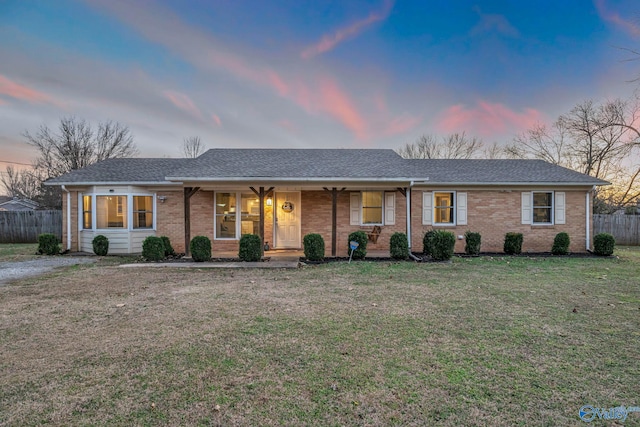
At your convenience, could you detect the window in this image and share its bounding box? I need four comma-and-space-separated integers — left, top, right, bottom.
532, 192, 553, 224
215, 193, 237, 239
82, 196, 92, 229
133, 196, 153, 229
422, 191, 467, 226
96, 196, 127, 229
215, 192, 261, 239
434, 192, 454, 224
362, 191, 383, 224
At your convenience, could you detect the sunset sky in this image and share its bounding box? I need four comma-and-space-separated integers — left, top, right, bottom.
1, 0, 639, 170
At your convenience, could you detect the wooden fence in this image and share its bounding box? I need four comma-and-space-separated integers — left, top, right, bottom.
0, 210, 62, 243
593, 214, 640, 246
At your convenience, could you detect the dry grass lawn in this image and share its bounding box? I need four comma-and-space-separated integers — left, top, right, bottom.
1, 247, 639, 426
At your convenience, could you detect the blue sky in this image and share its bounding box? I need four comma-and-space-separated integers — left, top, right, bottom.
1, 0, 639, 167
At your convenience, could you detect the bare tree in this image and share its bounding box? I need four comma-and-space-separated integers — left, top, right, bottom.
508, 98, 640, 212
182, 136, 205, 158
481, 141, 507, 159
0, 166, 41, 200
24, 117, 138, 180
19, 117, 138, 209
397, 132, 484, 159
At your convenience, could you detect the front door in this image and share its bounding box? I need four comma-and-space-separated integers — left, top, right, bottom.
274, 191, 301, 248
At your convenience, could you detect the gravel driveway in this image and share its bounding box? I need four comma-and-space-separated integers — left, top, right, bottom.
0, 257, 97, 285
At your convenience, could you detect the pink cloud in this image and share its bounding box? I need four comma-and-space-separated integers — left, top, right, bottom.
163, 90, 202, 120
316, 78, 368, 140
212, 113, 222, 127
436, 101, 543, 137
382, 114, 422, 137
0, 74, 56, 105
301, 0, 394, 59
594, 0, 640, 37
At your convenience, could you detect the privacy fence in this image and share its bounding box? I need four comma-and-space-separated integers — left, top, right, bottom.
593, 214, 640, 246
0, 210, 62, 243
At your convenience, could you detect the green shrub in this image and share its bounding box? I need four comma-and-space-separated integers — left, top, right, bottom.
551, 232, 570, 255
190, 235, 211, 262
423, 230, 436, 255
430, 230, 456, 261
303, 233, 325, 261
504, 232, 523, 255
347, 231, 368, 260
593, 233, 615, 256
464, 231, 481, 255
390, 232, 409, 260
239, 234, 262, 262
92, 235, 109, 256
37, 233, 59, 255
142, 236, 165, 261
160, 236, 175, 256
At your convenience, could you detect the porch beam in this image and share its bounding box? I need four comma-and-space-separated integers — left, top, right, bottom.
250, 186, 274, 256
184, 186, 201, 256
397, 187, 407, 197
323, 187, 346, 257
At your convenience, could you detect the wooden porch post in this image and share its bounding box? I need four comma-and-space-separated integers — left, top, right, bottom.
184, 187, 200, 256
250, 186, 274, 256
323, 187, 346, 257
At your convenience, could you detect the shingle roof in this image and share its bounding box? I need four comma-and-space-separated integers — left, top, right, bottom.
45, 149, 608, 186
407, 159, 608, 185
166, 149, 410, 179
45, 158, 190, 184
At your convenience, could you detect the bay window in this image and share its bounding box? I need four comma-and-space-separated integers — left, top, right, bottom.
82, 196, 92, 229
96, 196, 127, 229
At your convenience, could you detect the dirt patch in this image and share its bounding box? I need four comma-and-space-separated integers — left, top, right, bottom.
0, 256, 96, 285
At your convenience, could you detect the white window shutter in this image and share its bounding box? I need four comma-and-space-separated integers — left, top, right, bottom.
350, 192, 361, 225
422, 192, 432, 225
555, 192, 565, 225
457, 192, 467, 225
521, 192, 532, 224
384, 192, 395, 225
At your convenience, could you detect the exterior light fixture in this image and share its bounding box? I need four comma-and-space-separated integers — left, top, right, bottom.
266, 197, 273, 206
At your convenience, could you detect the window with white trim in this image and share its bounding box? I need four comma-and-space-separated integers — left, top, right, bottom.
362, 191, 383, 225
81, 193, 155, 230
349, 191, 395, 226
422, 191, 467, 226
214, 192, 261, 239
521, 191, 565, 225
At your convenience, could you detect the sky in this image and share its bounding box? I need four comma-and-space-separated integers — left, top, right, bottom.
1, 0, 640, 169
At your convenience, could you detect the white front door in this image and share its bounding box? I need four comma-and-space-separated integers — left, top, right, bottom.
274, 191, 301, 248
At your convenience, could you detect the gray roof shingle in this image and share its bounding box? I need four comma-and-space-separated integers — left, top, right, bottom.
46, 149, 608, 186
45, 158, 190, 184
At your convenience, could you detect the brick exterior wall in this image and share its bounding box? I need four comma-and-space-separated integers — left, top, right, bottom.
410, 188, 592, 253
67, 186, 594, 256
156, 190, 185, 252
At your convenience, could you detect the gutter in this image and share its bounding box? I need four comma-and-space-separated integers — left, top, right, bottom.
61, 185, 71, 251
586, 186, 595, 251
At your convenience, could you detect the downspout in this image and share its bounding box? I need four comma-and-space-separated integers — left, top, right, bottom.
586, 186, 594, 252
406, 181, 421, 261
61, 185, 71, 251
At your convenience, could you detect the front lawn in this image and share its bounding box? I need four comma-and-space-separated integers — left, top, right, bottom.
1, 248, 639, 426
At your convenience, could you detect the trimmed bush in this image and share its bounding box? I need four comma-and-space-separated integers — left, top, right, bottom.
464, 231, 481, 256
390, 232, 409, 260
504, 232, 523, 255
593, 233, 615, 256
423, 230, 436, 255
239, 234, 262, 262
303, 233, 325, 261
551, 232, 570, 255
92, 235, 109, 256
190, 235, 211, 262
142, 236, 165, 261
347, 231, 368, 260
160, 236, 175, 256
37, 233, 59, 255
430, 230, 456, 261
